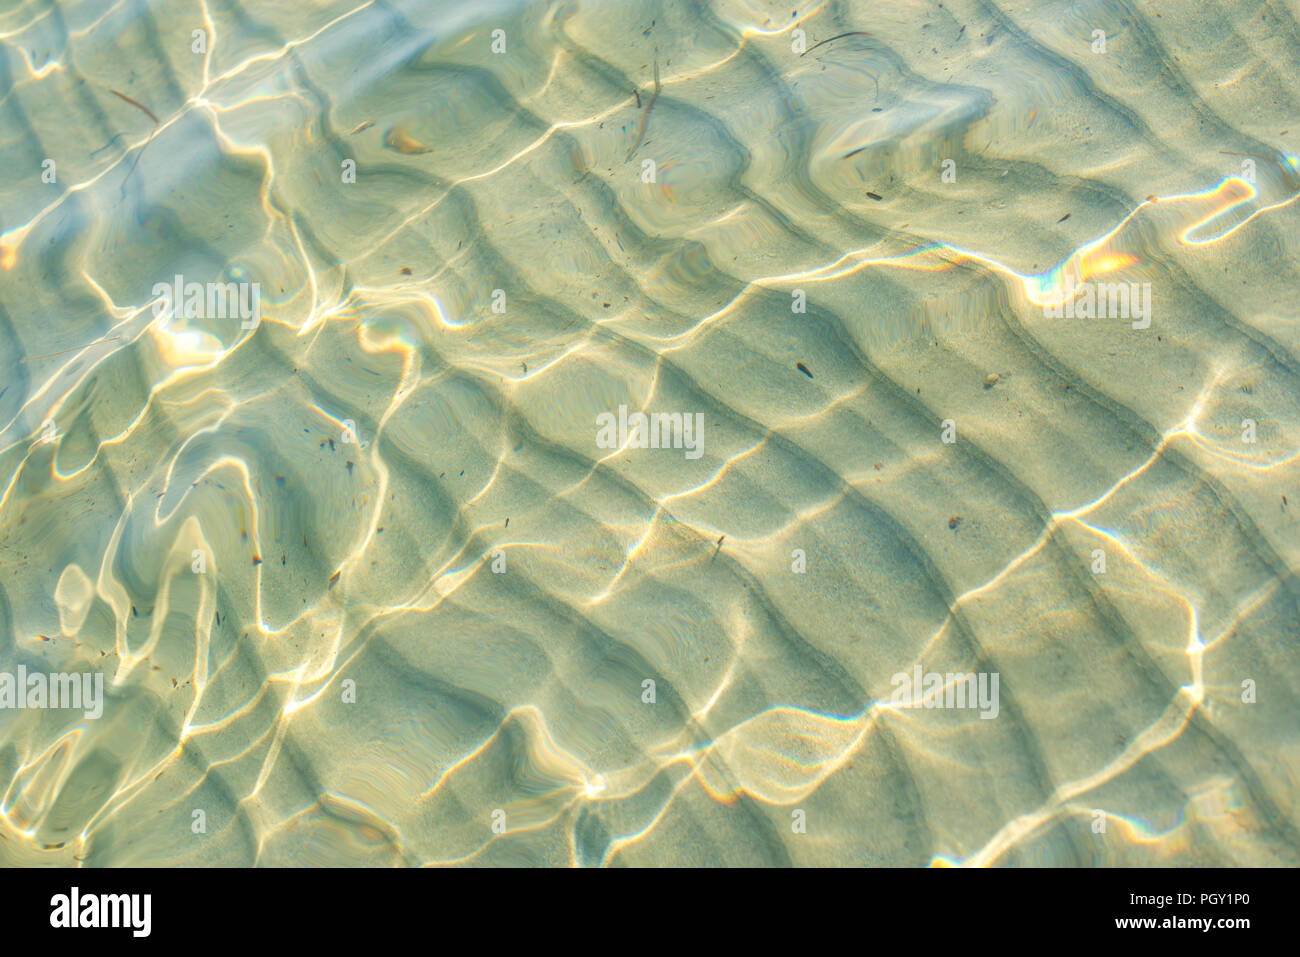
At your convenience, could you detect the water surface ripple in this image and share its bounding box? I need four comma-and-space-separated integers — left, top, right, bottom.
0, 0, 1297, 866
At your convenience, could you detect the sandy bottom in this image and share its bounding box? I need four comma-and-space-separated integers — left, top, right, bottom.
0, 0, 1297, 865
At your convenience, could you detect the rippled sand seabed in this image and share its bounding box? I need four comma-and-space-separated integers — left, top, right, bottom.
0, 0, 1297, 867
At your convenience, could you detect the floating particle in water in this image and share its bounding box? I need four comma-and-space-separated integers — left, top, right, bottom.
625, 59, 661, 161
107, 88, 160, 188
384, 126, 433, 154
948, 516, 962, 530
984, 373, 1000, 389
802, 31, 873, 57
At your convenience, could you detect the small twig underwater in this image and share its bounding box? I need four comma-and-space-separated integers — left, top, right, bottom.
1220, 149, 1277, 162
801, 31, 873, 56
804, 32, 879, 102
1220, 149, 1300, 189
625, 58, 661, 162
89, 132, 127, 157
108, 88, 160, 190
110, 88, 159, 124
21, 336, 122, 362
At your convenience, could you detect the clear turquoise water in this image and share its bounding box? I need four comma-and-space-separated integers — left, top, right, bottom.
0, 0, 1297, 866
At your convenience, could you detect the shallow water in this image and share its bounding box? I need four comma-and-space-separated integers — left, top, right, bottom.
0, 0, 1298, 866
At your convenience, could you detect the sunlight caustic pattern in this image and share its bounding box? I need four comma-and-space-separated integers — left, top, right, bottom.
0, 0, 1297, 866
